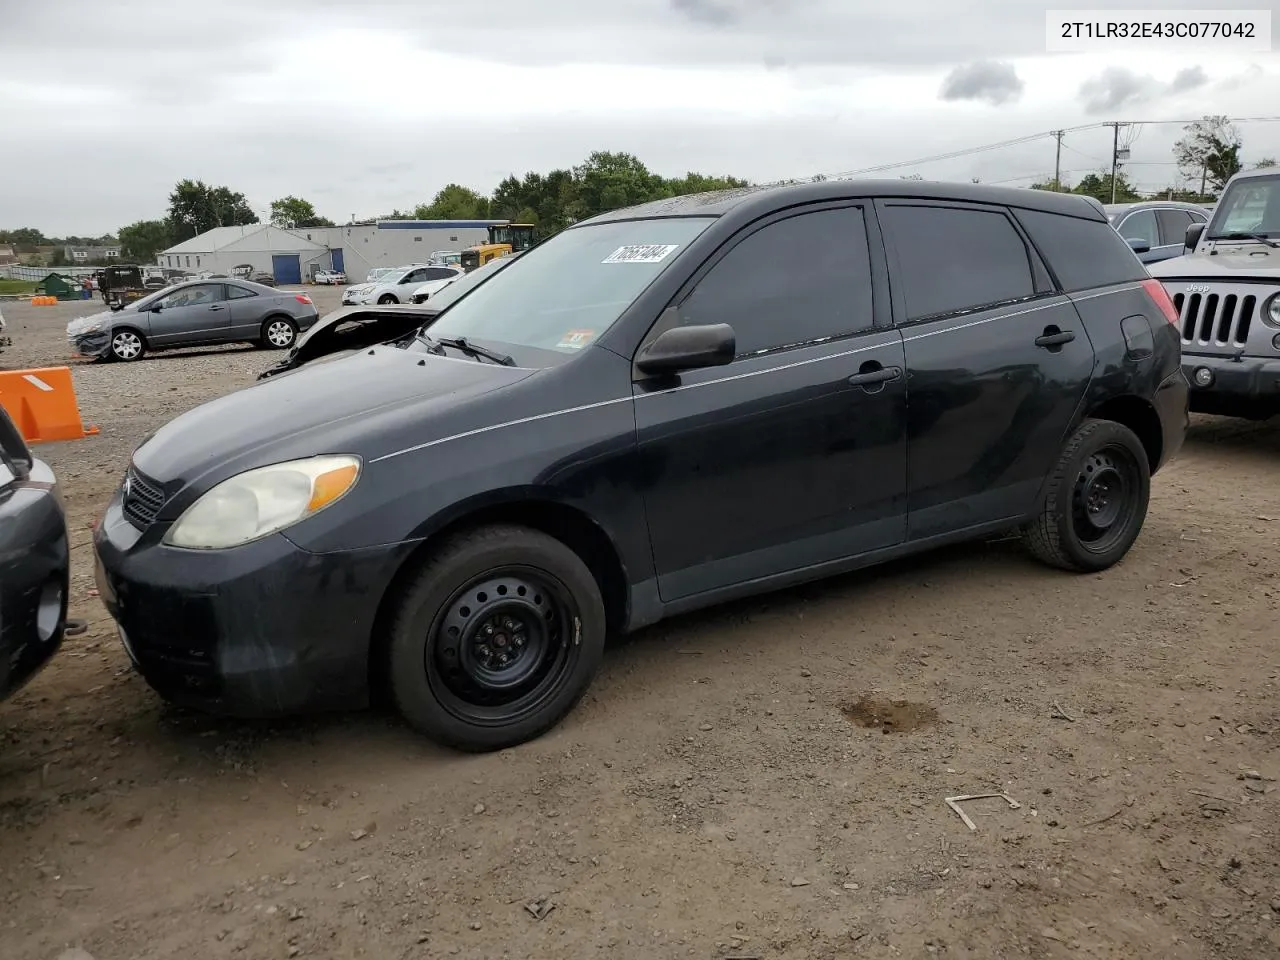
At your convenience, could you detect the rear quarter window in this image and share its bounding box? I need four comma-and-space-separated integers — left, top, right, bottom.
1013, 208, 1147, 292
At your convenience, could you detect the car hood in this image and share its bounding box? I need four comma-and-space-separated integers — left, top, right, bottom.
1147, 247, 1280, 280
66, 307, 127, 335
133, 347, 537, 487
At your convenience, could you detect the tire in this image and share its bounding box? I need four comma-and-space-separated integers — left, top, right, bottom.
261, 316, 298, 349
108, 328, 146, 362
377, 294, 398, 305
1021, 418, 1150, 572
386, 524, 607, 752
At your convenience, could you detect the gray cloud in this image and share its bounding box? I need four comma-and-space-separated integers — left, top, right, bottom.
670, 0, 738, 26
1077, 64, 1218, 115
939, 60, 1025, 106
1078, 67, 1155, 114
1170, 66, 1209, 94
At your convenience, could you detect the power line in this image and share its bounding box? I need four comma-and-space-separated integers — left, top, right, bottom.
815, 115, 1280, 182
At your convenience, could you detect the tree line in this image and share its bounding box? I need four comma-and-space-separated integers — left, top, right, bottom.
5, 126, 1277, 268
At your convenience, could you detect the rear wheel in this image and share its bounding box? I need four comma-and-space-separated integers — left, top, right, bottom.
109, 328, 146, 362
386, 525, 606, 752
1021, 418, 1150, 572
261, 316, 298, 349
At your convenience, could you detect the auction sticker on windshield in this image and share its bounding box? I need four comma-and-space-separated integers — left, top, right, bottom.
602, 244, 679, 264
556, 329, 596, 350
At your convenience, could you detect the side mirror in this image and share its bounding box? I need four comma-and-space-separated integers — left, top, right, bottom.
1125, 237, 1152, 254
635, 323, 735, 376
1185, 221, 1206, 251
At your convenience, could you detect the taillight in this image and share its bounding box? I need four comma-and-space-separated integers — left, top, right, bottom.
295, 294, 313, 305
1140, 278, 1179, 325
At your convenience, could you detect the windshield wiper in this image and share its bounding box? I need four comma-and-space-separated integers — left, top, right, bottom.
1210, 232, 1280, 248
417, 334, 514, 366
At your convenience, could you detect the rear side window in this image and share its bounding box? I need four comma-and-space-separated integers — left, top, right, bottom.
1118, 209, 1158, 246
1014, 208, 1147, 291
1156, 209, 1194, 244
676, 206, 875, 356
879, 205, 1036, 321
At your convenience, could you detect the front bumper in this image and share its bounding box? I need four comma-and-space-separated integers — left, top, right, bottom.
69, 330, 111, 359
93, 493, 416, 717
0, 460, 69, 701
1181, 353, 1280, 419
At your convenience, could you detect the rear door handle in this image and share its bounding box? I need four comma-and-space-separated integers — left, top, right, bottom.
848, 365, 902, 387
208, 305, 226, 311
1034, 330, 1074, 347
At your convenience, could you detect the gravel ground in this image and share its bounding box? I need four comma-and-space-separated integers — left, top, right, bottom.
1, 293, 1279, 960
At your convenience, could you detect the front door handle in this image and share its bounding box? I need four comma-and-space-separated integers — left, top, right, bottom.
208, 304, 226, 311
1035, 329, 1075, 348
848, 364, 903, 387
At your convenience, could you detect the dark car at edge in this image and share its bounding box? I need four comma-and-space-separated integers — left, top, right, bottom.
93, 180, 1189, 752
1, 406, 70, 702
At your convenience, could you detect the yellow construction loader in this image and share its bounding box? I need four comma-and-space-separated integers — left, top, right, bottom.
460, 224, 536, 272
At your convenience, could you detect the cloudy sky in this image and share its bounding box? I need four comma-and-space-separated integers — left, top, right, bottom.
3, 0, 1278, 235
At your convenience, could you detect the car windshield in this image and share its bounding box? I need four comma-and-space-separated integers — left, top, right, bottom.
419, 256, 514, 314
380, 270, 408, 284
423, 217, 714, 359
1207, 175, 1280, 238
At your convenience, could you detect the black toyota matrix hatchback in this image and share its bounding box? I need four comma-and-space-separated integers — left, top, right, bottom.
94, 180, 1188, 751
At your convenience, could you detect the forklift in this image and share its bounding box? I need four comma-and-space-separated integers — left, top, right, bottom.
459, 223, 536, 272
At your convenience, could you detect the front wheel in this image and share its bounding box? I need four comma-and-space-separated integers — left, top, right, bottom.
261, 317, 298, 349
377, 294, 398, 305
109, 328, 146, 362
386, 525, 607, 752
1021, 418, 1150, 572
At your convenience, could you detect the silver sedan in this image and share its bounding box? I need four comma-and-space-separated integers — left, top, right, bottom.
65, 279, 320, 362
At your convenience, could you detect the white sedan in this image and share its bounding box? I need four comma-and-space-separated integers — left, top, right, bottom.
315, 270, 347, 285
409, 272, 465, 304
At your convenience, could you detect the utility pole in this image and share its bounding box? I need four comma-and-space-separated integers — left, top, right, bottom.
1053, 130, 1063, 190
1103, 121, 1133, 203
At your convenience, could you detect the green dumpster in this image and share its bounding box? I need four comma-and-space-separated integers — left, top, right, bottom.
36, 273, 82, 301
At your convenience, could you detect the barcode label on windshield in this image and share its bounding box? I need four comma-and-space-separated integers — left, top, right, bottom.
602, 244, 679, 264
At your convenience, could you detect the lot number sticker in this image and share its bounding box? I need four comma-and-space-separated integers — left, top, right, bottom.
602, 244, 679, 264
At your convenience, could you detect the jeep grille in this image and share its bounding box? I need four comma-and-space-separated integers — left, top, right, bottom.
1173, 290, 1256, 348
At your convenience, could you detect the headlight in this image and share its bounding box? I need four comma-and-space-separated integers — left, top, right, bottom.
163, 455, 361, 549
1266, 294, 1280, 327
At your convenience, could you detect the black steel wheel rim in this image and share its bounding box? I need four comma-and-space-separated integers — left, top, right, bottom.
424, 565, 579, 726
1070, 444, 1141, 552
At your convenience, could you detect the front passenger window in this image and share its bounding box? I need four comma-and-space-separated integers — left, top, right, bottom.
677, 206, 875, 357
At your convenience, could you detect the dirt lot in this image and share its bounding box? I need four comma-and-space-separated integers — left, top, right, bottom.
1, 293, 1278, 960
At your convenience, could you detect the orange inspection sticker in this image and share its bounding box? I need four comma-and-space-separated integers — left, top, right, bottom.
557, 329, 596, 350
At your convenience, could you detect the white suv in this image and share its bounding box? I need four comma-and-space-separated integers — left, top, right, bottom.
343, 265, 463, 305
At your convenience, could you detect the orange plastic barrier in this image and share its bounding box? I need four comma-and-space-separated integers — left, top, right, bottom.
31, 295, 57, 306
0, 366, 100, 443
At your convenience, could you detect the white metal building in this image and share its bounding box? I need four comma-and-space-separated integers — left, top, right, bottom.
159, 220, 509, 284
158, 225, 329, 283
300, 220, 499, 281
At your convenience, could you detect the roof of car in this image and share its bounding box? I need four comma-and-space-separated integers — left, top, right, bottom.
576, 179, 1110, 226
1103, 200, 1210, 215
1223, 168, 1280, 185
